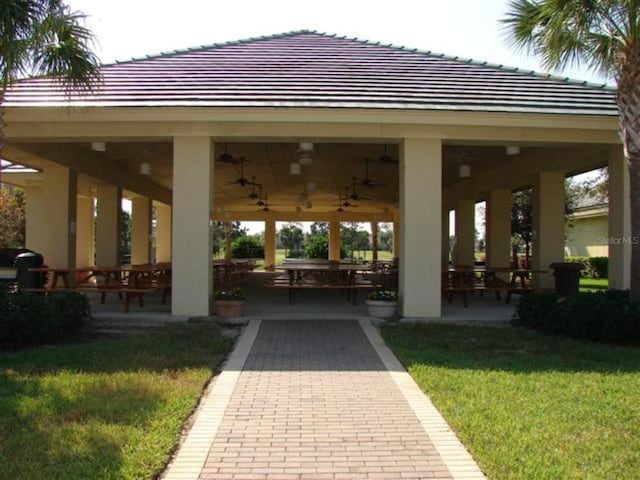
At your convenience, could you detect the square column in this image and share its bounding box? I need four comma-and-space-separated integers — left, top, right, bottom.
608, 145, 631, 289
76, 195, 95, 268
486, 189, 512, 271
392, 221, 400, 259
25, 186, 46, 255
155, 202, 172, 263
442, 208, 450, 266
370, 222, 379, 261
329, 221, 341, 261
400, 138, 442, 318
95, 185, 122, 266
172, 136, 214, 317
264, 220, 276, 269
131, 196, 152, 265
454, 200, 475, 266
40, 165, 77, 269
532, 171, 565, 288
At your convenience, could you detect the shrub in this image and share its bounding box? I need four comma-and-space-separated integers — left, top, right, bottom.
0, 291, 91, 348
589, 256, 608, 279
231, 236, 264, 259
565, 256, 591, 277
304, 235, 329, 259
368, 290, 398, 302
513, 290, 640, 345
213, 288, 245, 301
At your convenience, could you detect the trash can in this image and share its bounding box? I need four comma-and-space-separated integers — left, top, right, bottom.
550, 262, 583, 296
15, 252, 44, 290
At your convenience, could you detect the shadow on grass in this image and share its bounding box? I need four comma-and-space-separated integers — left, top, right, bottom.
0, 322, 234, 480
381, 323, 640, 374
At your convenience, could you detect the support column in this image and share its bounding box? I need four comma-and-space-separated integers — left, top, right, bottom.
392, 221, 400, 259
25, 186, 46, 255
486, 189, 512, 272
131, 196, 152, 265
95, 185, 122, 266
608, 145, 631, 289
454, 200, 475, 266
442, 208, 450, 266
370, 222, 379, 261
155, 203, 172, 263
76, 195, 95, 268
40, 165, 77, 269
172, 136, 214, 317
264, 220, 276, 269
329, 221, 341, 261
400, 138, 442, 318
532, 171, 565, 289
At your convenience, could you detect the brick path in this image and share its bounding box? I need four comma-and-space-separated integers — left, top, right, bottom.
164, 319, 485, 480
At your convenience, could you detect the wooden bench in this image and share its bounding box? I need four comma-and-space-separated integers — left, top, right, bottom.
76, 286, 158, 313
22, 287, 75, 295
265, 275, 378, 305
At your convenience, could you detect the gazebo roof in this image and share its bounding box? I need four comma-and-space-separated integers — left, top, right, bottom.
6, 30, 617, 115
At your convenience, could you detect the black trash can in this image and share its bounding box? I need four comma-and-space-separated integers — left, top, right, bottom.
15, 252, 45, 290
550, 262, 583, 297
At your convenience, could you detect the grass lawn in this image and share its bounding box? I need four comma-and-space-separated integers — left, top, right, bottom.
382, 323, 640, 479
580, 277, 609, 292
0, 322, 234, 480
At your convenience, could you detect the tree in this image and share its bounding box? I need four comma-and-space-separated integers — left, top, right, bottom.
503, 0, 640, 299
309, 222, 328, 236
211, 221, 246, 257
340, 222, 370, 259
0, 185, 26, 247
120, 210, 131, 262
378, 223, 393, 252
1, 1, 101, 200
278, 223, 304, 257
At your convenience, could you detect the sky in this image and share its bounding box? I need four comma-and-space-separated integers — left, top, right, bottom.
69, 0, 607, 234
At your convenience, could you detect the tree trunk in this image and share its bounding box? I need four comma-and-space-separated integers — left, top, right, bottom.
617, 47, 640, 301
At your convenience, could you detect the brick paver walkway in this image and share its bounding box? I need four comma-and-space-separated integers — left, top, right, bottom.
200, 320, 452, 480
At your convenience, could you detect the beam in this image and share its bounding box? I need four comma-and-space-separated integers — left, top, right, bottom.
212, 211, 395, 222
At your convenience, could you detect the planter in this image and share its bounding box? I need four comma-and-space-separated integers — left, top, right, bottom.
365, 299, 397, 318
214, 300, 245, 318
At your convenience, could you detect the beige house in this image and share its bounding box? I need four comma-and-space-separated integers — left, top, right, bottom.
2, 31, 629, 318
566, 195, 609, 257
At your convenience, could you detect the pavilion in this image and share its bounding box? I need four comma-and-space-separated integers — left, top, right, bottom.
2, 31, 627, 318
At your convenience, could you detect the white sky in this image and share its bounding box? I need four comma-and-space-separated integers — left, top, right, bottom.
80, 0, 608, 234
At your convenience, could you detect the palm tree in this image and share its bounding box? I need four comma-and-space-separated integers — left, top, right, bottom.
0, 0, 101, 202
503, 0, 640, 299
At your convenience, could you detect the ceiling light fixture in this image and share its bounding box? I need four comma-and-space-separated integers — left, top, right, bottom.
298, 142, 314, 152
459, 164, 471, 178
91, 141, 106, 152
506, 146, 521, 156
306, 181, 316, 192
140, 162, 151, 176
289, 162, 301, 175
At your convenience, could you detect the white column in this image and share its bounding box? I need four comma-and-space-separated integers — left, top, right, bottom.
40, 165, 77, 269
131, 196, 152, 265
608, 145, 631, 289
442, 208, 450, 266
400, 138, 442, 318
370, 222, 379, 261
264, 220, 276, 269
155, 202, 172, 263
76, 195, 95, 268
25, 186, 46, 255
329, 221, 341, 261
95, 185, 122, 266
532, 171, 565, 289
172, 136, 214, 317
392, 221, 400, 259
454, 200, 475, 266
486, 189, 512, 271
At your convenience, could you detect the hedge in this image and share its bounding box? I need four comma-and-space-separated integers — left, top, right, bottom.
565, 256, 608, 279
0, 288, 91, 348
231, 236, 264, 259
513, 290, 639, 345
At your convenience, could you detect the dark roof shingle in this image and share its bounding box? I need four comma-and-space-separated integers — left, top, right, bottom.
5, 30, 618, 115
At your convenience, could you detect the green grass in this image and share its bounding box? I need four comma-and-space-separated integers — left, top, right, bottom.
382, 324, 640, 480
0, 322, 234, 480
580, 277, 609, 292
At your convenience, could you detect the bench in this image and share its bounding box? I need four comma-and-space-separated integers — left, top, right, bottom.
265, 274, 378, 305
76, 286, 158, 313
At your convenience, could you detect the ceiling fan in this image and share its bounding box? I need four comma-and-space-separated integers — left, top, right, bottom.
348, 177, 371, 202
361, 159, 386, 188
248, 177, 260, 199
227, 157, 251, 187
334, 187, 359, 209
377, 144, 397, 165
259, 195, 273, 212
218, 143, 242, 164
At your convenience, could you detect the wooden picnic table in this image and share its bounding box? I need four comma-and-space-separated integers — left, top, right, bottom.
27, 267, 72, 290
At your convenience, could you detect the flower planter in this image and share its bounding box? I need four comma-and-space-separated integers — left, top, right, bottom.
214, 300, 245, 318
365, 299, 397, 318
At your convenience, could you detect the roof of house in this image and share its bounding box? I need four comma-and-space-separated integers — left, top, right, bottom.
5, 30, 618, 115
